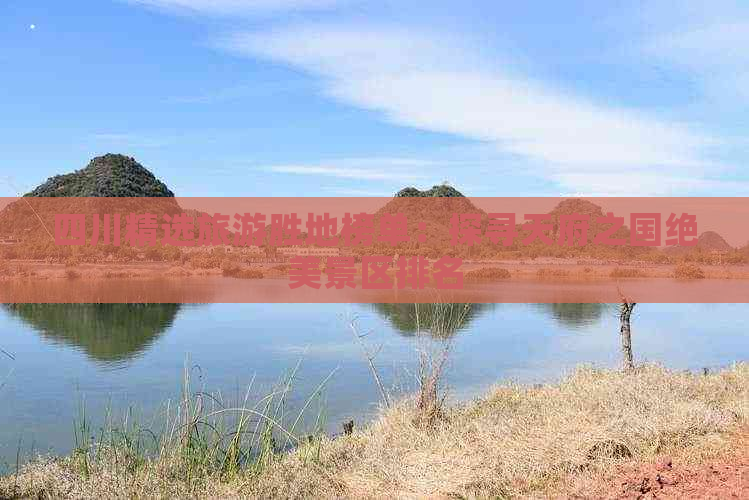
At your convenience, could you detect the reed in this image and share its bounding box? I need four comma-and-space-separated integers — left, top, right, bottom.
22, 359, 336, 498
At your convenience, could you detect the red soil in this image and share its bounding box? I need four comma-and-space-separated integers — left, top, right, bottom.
572, 431, 749, 499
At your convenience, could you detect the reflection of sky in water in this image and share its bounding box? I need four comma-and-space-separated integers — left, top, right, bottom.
0, 303, 748, 470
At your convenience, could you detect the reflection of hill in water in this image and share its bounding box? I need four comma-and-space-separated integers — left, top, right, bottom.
535, 303, 611, 329
372, 303, 490, 338
3, 304, 181, 365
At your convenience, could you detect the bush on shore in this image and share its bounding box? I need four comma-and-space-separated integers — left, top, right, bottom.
673, 263, 705, 279
464, 267, 511, 281
221, 259, 263, 279
609, 267, 645, 278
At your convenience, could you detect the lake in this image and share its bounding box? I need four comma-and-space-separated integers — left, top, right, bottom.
1, 302, 748, 471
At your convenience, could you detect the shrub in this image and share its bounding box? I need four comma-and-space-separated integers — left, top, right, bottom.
165, 266, 192, 277
64, 255, 81, 267
190, 251, 224, 269
609, 267, 644, 278
221, 260, 263, 279
103, 270, 133, 278
464, 267, 511, 281
234, 268, 263, 279
672, 263, 705, 279
221, 259, 241, 276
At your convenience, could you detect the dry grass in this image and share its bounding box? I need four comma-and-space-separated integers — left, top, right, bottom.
221, 260, 264, 279
609, 267, 645, 278
189, 251, 227, 270
673, 263, 706, 279
102, 270, 134, 279
63, 255, 81, 268
164, 266, 193, 277
2, 363, 747, 499
464, 267, 512, 281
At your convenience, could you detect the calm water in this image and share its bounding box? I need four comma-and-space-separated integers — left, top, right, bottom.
1, 303, 748, 470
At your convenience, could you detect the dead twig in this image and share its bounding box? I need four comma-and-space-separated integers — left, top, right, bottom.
348, 317, 391, 409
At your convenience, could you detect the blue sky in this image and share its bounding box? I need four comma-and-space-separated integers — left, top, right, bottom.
1, 0, 748, 196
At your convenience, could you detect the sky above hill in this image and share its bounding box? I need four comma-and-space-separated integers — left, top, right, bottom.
1, 0, 748, 197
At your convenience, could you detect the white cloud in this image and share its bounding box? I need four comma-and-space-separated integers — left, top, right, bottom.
264, 164, 427, 182
127, 0, 345, 15
260, 155, 449, 183
222, 25, 719, 195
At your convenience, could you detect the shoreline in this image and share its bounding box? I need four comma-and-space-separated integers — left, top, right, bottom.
3, 260, 749, 303
2, 363, 746, 498
3, 259, 749, 281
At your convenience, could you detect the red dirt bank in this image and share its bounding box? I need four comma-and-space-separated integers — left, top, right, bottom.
571, 430, 748, 499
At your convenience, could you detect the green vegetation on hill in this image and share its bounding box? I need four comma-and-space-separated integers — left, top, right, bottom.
664, 230, 734, 256
24, 154, 174, 197
0, 154, 181, 257
396, 184, 465, 197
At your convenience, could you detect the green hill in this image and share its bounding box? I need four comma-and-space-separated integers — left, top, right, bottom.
0, 154, 180, 252
396, 184, 465, 197
25, 154, 174, 197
